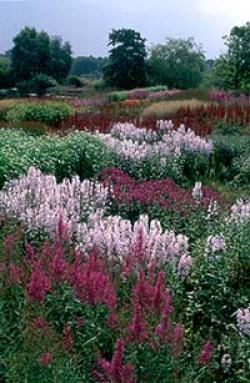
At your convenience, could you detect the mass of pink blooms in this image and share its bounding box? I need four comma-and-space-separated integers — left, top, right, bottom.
100, 168, 218, 211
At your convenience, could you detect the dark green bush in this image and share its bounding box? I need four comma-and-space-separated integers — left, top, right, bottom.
29, 74, 57, 96
66, 75, 83, 87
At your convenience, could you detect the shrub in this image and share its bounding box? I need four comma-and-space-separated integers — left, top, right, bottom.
212, 135, 250, 181
0, 129, 115, 186
29, 74, 57, 96
6, 101, 72, 125
108, 91, 129, 102
66, 75, 83, 88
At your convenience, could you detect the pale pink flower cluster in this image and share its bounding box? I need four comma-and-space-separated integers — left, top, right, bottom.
0, 167, 110, 237
75, 214, 191, 271
228, 199, 250, 224
206, 234, 226, 253
97, 122, 212, 162
236, 307, 250, 336
178, 254, 193, 277
111, 123, 160, 143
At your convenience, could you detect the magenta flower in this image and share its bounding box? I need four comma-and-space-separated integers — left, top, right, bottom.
9, 262, 22, 284
198, 341, 213, 365
27, 264, 51, 302
96, 339, 135, 383
32, 316, 47, 329
39, 352, 52, 366
62, 325, 74, 350
128, 303, 148, 343
172, 323, 184, 357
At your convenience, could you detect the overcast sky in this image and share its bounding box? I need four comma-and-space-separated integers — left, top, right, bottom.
0, 0, 249, 58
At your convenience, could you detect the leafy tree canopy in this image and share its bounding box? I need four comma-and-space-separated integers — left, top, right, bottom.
213, 22, 250, 91
104, 28, 147, 89
149, 37, 205, 89
11, 26, 72, 83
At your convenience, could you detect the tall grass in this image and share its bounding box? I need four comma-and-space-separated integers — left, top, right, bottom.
142, 98, 211, 119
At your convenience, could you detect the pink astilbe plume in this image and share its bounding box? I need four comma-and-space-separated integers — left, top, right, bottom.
132, 271, 172, 315
155, 291, 173, 343
49, 241, 69, 283
27, 262, 51, 302
96, 338, 135, 383
128, 303, 148, 343
56, 214, 70, 241
62, 325, 74, 350
9, 262, 22, 284
172, 323, 184, 357
39, 352, 52, 366
32, 316, 47, 330
4, 234, 14, 257
70, 251, 117, 310
198, 341, 213, 365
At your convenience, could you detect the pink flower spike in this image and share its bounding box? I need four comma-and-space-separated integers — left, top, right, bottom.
39, 352, 52, 366
198, 341, 213, 365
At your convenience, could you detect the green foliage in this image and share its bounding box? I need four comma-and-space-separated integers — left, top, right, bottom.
50, 36, 72, 83
66, 75, 83, 88
211, 135, 250, 182
17, 74, 57, 96
0, 56, 14, 88
11, 27, 72, 83
213, 22, 250, 90
70, 56, 107, 77
0, 129, 115, 186
6, 102, 72, 125
149, 37, 205, 89
104, 28, 147, 90
107, 90, 129, 102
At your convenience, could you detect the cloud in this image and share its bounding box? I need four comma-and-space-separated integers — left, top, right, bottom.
197, 0, 250, 23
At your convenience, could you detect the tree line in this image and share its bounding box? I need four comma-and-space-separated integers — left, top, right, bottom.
0, 22, 250, 93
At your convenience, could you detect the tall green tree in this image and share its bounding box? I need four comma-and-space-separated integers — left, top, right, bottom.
11, 27, 51, 81
0, 55, 14, 88
104, 28, 147, 89
50, 36, 72, 82
149, 38, 205, 89
213, 22, 250, 91
11, 26, 72, 83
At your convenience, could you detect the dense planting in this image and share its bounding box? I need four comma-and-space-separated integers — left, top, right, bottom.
0, 111, 249, 383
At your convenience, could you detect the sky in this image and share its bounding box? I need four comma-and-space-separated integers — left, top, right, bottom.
0, 0, 249, 58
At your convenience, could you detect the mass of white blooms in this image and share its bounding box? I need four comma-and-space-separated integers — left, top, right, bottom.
0, 167, 110, 236
75, 213, 190, 270
97, 122, 213, 162
0, 167, 192, 274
